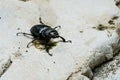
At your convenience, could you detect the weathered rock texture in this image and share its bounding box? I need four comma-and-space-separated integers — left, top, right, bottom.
0, 0, 120, 80
92, 0, 120, 80
93, 53, 120, 80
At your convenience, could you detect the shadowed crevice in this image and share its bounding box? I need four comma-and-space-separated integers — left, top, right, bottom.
0, 59, 12, 77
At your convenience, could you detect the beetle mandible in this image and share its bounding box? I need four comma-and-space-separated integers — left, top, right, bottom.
17, 17, 72, 56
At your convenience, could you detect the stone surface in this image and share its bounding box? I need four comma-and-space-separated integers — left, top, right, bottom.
92, 0, 120, 80
0, 0, 120, 80
93, 52, 120, 80
0, 54, 11, 77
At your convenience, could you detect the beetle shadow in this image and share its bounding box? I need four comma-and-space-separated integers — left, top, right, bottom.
32, 40, 58, 51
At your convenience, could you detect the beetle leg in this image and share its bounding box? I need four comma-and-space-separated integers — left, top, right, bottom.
27, 39, 35, 48
45, 44, 53, 56
17, 32, 32, 36
16, 32, 33, 39
39, 17, 45, 25
53, 26, 61, 30
59, 36, 72, 43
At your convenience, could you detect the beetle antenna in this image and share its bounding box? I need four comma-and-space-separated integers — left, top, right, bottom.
39, 17, 45, 25
59, 36, 72, 43
53, 26, 61, 30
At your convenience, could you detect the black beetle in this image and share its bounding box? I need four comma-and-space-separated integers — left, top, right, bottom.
17, 18, 71, 56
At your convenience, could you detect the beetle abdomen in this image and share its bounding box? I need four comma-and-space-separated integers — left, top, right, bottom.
30, 25, 51, 38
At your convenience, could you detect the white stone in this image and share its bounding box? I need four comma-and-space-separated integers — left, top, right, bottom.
0, 0, 120, 80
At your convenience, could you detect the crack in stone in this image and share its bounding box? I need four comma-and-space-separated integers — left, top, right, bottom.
92, 52, 120, 79
66, 70, 81, 80
0, 59, 12, 77
66, 67, 92, 80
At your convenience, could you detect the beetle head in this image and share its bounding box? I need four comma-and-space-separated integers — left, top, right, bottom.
49, 30, 59, 38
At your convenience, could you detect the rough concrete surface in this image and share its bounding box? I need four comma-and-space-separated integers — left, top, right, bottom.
0, 0, 120, 80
